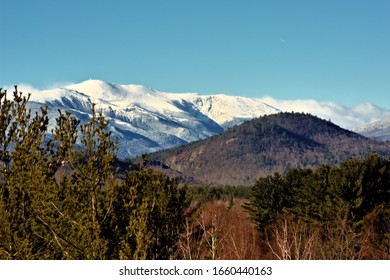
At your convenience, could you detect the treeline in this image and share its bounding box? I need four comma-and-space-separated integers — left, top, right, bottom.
0, 87, 389, 260
244, 155, 390, 259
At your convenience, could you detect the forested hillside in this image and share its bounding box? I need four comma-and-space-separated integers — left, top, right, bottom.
0, 87, 388, 260
147, 112, 390, 185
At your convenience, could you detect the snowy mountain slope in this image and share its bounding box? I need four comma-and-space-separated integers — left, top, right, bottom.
354, 118, 390, 141
186, 94, 280, 128
28, 80, 279, 158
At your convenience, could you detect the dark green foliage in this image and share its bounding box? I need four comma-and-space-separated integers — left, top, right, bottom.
114, 168, 186, 259
185, 185, 250, 204
243, 173, 291, 232
245, 154, 390, 259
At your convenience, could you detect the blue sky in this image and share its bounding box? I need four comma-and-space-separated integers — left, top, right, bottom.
1, 0, 389, 108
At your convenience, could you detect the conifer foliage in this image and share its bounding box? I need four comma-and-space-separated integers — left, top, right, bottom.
244, 155, 390, 259
0, 87, 186, 259
115, 168, 185, 259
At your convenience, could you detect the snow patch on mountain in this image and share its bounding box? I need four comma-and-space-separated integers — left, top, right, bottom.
354, 118, 390, 141
187, 94, 280, 128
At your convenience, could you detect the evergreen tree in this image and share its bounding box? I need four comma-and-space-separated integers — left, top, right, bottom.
246, 154, 390, 259
116, 167, 186, 260
243, 173, 290, 233
43, 105, 118, 259
0, 87, 55, 259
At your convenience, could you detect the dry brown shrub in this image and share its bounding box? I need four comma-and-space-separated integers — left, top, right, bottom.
178, 199, 261, 260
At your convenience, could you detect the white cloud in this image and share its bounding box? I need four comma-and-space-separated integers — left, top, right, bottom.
258, 96, 390, 129
3, 83, 40, 95
2, 81, 75, 97
46, 82, 75, 90
3, 81, 75, 91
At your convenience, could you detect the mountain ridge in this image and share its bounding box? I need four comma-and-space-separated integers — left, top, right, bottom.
10, 79, 389, 158
147, 112, 390, 186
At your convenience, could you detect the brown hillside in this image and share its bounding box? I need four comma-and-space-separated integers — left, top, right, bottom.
147, 112, 390, 186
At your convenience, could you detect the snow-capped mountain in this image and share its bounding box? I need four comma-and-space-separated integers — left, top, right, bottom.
354, 118, 390, 141
27, 80, 279, 158
23, 79, 390, 158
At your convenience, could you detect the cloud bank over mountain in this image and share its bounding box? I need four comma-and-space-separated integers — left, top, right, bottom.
258, 96, 390, 130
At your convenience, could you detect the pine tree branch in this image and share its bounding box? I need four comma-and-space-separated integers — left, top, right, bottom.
36, 215, 83, 256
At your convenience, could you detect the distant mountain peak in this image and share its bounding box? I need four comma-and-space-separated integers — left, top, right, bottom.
65, 80, 128, 101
